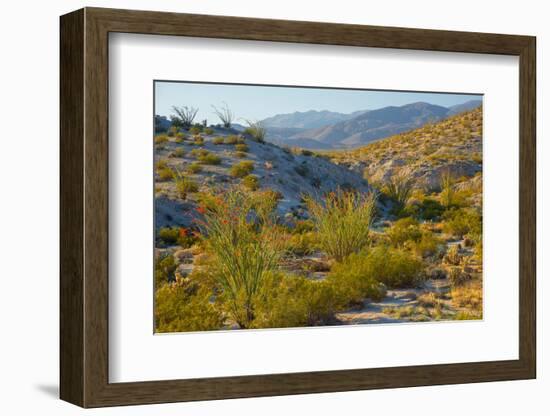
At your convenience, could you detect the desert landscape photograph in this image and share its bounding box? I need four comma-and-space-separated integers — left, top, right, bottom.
153, 81, 483, 333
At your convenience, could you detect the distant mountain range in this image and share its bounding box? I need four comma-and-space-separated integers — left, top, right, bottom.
262, 109, 367, 129
262, 99, 482, 150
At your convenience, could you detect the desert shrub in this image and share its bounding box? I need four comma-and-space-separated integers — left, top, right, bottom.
234, 151, 247, 158
292, 219, 315, 234
156, 159, 168, 170
410, 231, 442, 258
439, 171, 457, 208
155, 282, 223, 332
171, 105, 198, 130
251, 274, 346, 328
242, 174, 260, 191
186, 162, 203, 174
170, 148, 185, 158
244, 120, 266, 143
224, 135, 240, 145
300, 149, 314, 156
154, 134, 168, 145
305, 189, 376, 262
176, 227, 200, 249
230, 160, 254, 178
198, 153, 222, 165
193, 135, 205, 145
157, 166, 174, 181
204, 127, 214, 135
154, 253, 177, 287
444, 244, 462, 265
198, 188, 286, 328
336, 245, 423, 289
286, 232, 318, 256
328, 252, 387, 303
173, 170, 199, 199
167, 126, 179, 137
175, 132, 186, 142
416, 198, 445, 220
447, 266, 472, 287
387, 218, 422, 247
190, 148, 209, 159
212, 136, 225, 145
235, 143, 249, 152
212, 103, 234, 128
250, 190, 282, 222
442, 208, 482, 239
158, 227, 180, 245
189, 126, 202, 135
384, 173, 414, 213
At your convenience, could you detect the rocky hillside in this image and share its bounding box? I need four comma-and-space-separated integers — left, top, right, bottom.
325, 106, 482, 190
154, 129, 370, 230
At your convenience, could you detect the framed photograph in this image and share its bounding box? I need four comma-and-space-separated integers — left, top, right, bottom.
60, 7, 536, 408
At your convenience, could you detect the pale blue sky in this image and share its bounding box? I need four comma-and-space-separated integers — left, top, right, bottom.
155, 81, 482, 123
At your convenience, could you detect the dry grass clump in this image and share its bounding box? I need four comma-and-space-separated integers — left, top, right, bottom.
451, 279, 482, 311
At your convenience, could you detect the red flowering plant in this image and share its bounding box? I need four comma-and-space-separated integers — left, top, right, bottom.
175, 226, 199, 249
196, 187, 286, 328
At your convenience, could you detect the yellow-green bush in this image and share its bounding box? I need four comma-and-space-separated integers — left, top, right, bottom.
383, 174, 414, 213
170, 148, 185, 158
157, 167, 174, 181
328, 252, 387, 303
158, 227, 180, 245
174, 171, 199, 199
212, 136, 224, 145
409, 231, 442, 258
286, 232, 318, 256
198, 152, 222, 165
230, 161, 254, 178
442, 208, 482, 239
155, 282, 223, 332
305, 189, 376, 262
154, 134, 168, 144
387, 217, 422, 247
331, 246, 423, 289
193, 135, 205, 145
243, 120, 266, 143
235, 143, 249, 152
242, 174, 259, 191
190, 148, 208, 158
154, 253, 176, 287
186, 162, 203, 174
204, 127, 215, 135
224, 135, 240, 145
251, 274, 346, 328
291, 219, 315, 234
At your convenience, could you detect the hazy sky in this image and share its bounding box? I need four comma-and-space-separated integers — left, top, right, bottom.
155, 81, 482, 123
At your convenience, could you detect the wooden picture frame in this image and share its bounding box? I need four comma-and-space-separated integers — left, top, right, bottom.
60, 7, 536, 408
